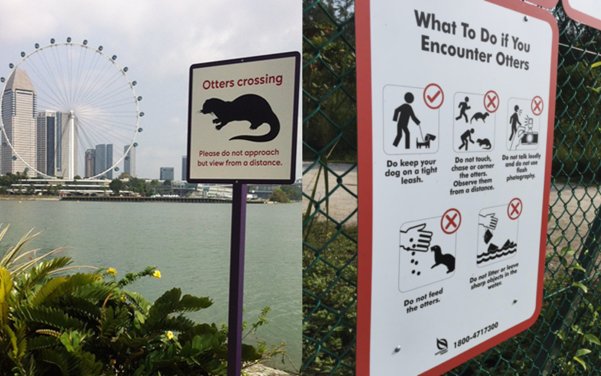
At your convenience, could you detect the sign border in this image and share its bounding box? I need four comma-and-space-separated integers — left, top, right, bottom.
527, 0, 560, 9
562, 0, 601, 31
186, 51, 300, 185
355, 1, 558, 374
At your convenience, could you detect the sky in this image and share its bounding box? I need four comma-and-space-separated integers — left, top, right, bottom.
0, 0, 301, 179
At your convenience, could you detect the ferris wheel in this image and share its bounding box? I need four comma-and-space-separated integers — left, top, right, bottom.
0, 37, 143, 179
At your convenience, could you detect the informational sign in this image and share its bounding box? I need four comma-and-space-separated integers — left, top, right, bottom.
187, 52, 300, 184
355, 0, 558, 375
563, 0, 601, 30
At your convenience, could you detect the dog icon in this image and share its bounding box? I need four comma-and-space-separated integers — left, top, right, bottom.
416, 133, 436, 149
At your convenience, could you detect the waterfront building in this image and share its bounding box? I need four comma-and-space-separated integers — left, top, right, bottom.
84, 148, 95, 178
36, 111, 57, 176
1, 68, 37, 176
94, 144, 113, 179
160, 167, 174, 181
39, 111, 69, 178
123, 145, 135, 177
181, 156, 187, 181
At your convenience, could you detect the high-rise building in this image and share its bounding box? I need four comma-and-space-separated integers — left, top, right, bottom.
36, 111, 56, 176
181, 156, 188, 181
47, 112, 68, 177
94, 144, 113, 179
123, 145, 135, 177
160, 167, 174, 181
1, 68, 37, 176
84, 149, 95, 178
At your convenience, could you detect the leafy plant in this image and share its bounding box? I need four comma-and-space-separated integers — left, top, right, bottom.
0, 225, 270, 375
303, 223, 357, 375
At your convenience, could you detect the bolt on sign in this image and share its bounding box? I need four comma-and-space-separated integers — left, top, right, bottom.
355, 0, 558, 374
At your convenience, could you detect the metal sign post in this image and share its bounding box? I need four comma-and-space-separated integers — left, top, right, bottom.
187, 52, 300, 375
227, 182, 247, 376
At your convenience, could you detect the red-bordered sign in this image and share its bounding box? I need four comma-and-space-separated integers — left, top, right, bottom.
355, 0, 558, 374
563, 0, 601, 31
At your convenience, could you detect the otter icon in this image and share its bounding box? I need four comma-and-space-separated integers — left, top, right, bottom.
200, 94, 280, 142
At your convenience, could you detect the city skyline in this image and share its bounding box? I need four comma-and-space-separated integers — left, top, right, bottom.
0, 0, 301, 180
1, 68, 128, 179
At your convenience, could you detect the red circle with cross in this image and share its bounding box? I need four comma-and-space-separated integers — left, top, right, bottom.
483, 90, 499, 113
441, 208, 461, 234
507, 198, 523, 220
423, 83, 444, 110
531, 96, 544, 116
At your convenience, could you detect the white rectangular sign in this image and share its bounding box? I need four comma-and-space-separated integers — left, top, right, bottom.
356, 0, 558, 374
187, 52, 300, 184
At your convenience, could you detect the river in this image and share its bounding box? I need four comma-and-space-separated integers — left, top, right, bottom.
0, 199, 301, 371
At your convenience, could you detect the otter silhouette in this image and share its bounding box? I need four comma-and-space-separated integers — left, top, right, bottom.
470, 111, 490, 123
200, 94, 280, 142
431, 245, 455, 274
477, 138, 492, 149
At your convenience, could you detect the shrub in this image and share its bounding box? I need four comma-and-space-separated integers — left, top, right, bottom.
0, 226, 266, 375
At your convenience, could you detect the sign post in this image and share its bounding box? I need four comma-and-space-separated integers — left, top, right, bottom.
228, 182, 247, 376
187, 52, 300, 375
356, 0, 558, 374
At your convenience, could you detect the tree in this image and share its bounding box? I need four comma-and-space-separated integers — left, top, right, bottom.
280, 184, 302, 201
109, 179, 125, 195
270, 188, 290, 203
303, 0, 357, 162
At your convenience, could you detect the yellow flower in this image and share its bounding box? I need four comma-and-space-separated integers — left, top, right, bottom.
107, 267, 117, 276
165, 330, 174, 340
152, 270, 162, 279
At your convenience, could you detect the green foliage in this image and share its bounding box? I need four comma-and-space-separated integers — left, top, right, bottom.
303, 0, 357, 162
270, 188, 291, 203
279, 185, 302, 202
303, 223, 357, 375
0, 171, 28, 189
109, 179, 125, 195
0, 225, 269, 375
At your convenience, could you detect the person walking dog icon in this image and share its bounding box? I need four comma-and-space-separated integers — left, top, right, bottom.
393, 92, 421, 149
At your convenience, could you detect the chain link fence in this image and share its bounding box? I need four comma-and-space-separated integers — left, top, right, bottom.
302, 1, 601, 375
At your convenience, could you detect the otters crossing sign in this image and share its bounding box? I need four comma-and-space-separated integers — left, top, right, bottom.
356, 0, 558, 374
187, 52, 300, 184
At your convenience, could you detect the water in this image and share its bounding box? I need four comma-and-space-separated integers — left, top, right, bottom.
0, 199, 301, 371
